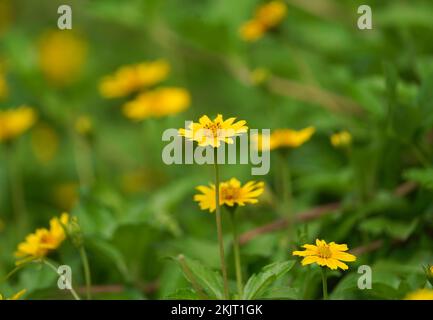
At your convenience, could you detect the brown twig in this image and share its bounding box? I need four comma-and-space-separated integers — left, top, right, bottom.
239, 182, 417, 246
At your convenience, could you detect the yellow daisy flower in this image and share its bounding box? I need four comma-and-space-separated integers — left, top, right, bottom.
405, 289, 433, 300
15, 213, 69, 261
194, 178, 264, 213
0, 106, 37, 143
330, 130, 352, 148
239, 19, 266, 42
122, 87, 190, 120
254, 126, 315, 151
179, 114, 248, 148
0, 289, 27, 300
293, 239, 356, 271
255, 1, 287, 28
38, 30, 87, 86
99, 60, 170, 98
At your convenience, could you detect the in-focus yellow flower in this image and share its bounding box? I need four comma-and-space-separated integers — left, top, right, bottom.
99, 60, 170, 98
123, 87, 190, 120
255, 1, 287, 28
239, 19, 266, 42
179, 114, 248, 148
0, 106, 37, 143
15, 213, 69, 261
38, 30, 87, 86
330, 130, 352, 148
293, 239, 356, 270
405, 289, 433, 300
31, 123, 59, 163
254, 127, 315, 151
74, 115, 93, 135
0, 289, 26, 300
194, 178, 264, 213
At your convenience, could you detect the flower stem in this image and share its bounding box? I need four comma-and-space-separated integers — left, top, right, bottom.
79, 247, 92, 300
321, 267, 328, 300
42, 259, 81, 300
229, 210, 243, 298
214, 149, 229, 300
5, 144, 27, 232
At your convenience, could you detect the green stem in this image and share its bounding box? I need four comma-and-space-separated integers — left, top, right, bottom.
42, 259, 81, 300
229, 210, 243, 298
214, 149, 229, 300
79, 247, 92, 300
5, 144, 27, 232
321, 267, 328, 300
178, 254, 208, 299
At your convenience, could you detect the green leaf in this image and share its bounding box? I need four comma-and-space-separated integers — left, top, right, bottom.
359, 217, 418, 240
176, 255, 224, 299
404, 168, 433, 190
242, 261, 295, 300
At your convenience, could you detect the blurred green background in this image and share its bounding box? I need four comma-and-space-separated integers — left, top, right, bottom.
1, 0, 433, 299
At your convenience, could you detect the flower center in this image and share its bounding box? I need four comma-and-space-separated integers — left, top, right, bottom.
317, 245, 332, 259
221, 186, 240, 201
203, 122, 222, 138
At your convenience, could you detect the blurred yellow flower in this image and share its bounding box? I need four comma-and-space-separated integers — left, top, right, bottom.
254, 127, 315, 151
255, 1, 287, 28
293, 239, 356, 271
0, 0, 13, 36
239, 1, 287, 42
38, 30, 87, 86
405, 289, 433, 300
53, 183, 78, 211
0, 289, 26, 300
31, 123, 59, 164
239, 19, 265, 42
330, 130, 352, 148
99, 60, 170, 98
179, 114, 248, 148
74, 115, 93, 135
0, 106, 37, 143
0, 72, 8, 100
250, 67, 270, 85
194, 178, 264, 213
15, 213, 69, 261
123, 87, 190, 120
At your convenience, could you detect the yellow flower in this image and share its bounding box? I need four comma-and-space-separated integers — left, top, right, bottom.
330, 130, 352, 148
38, 30, 87, 86
254, 127, 315, 151
0, 106, 37, 143
194, 178, 264, 213
74, 115, 93, 135
239, 1, 287, 42
179, 114, 248, 148
0, 289, 26, 300
0, 71, 8, 100
239, 19, 266, 42
0, 0, 13, 36
99, 60, 170, 98
15, 213, 69, 261
122, 87, 190, 120
405, 289, 433, 300
53, 183, 79, 211
31, 123, 59, 164
255, 1, 287, 28
293, 239, 356, 270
